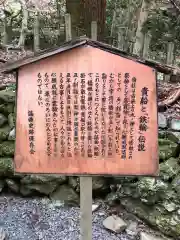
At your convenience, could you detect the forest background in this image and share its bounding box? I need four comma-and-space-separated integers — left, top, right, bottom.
0, 0, 180, 66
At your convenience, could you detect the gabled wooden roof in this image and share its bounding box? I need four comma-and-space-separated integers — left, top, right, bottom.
0, 37, 179, 75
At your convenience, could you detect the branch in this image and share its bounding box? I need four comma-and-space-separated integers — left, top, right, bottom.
169, 0, 180, 13
0, 0, 6, 6
10, 10, 22, 25
11, 10, 22, 20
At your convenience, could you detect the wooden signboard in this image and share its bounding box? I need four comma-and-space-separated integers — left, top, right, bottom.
14, 45, 158, 175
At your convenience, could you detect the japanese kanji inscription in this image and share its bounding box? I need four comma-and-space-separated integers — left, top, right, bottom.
15, 46, 158, 175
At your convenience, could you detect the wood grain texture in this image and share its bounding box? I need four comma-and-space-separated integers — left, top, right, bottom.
14, 45, 158, 175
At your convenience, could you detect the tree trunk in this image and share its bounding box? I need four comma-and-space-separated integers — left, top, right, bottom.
18, 3, 28, 48
66, 0, 106, 40
66, 0, 82, 37
116, 0, 137, 52
34, 11, 40, 52
56, 0, 62, 42
110, 0, 117, 44
133, 0, 149, 56
82, 0, 106, 40
2, 16, 8, 45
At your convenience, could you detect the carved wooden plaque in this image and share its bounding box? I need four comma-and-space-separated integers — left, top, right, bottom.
15, 46, 158, 175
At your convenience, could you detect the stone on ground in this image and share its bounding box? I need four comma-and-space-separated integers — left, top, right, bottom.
50, 185, 79, 206
166, 131, 180, 143
0, 114, 7, 127
159, 158, 180, 181
20, 185, 34, 196
103, 215, 127, 233
158, 113, 167, 129
162, 201, 177, 212
5, 179, 19, 193
69, 176, 80, 192
92, 204, 100, 212
0, 90, 15, 103
8, 128, 15, 141
172, 175, 180, 197
21, 182, 58, 195
0, 141, 15, 157
170, 118, 180, 131
21, 174, 67, 184
0, 180, 4, 192
8, 113, 15, 129
125, 221, 138, 236
158, 142, 177, 160
92, 177, 108, 191
0, 228, 7, 240
0, 103, 14, 115
0, 125, 10, 142
0, 158, 13, 177
140, 232, 167, 240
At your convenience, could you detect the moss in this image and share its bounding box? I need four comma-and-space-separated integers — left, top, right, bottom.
0, 90, 15, 103
0, 125, 10, 142
5, 179, 19, 193
8, 113, 15, 129
137, 178, 170, 204
21, 182, 58, 195
172, 175, 180, 197
158, 131, 167, 139
0, 103, 14, 115
159, 144, 178, 160
159, 158, 180, 181
92, 177, 109, 191
0, 157, 13, 176
166, 131, 180, 144
0, 113, 7, 127
155, 214, 180, 237
0, 141, 15, 157
158, 139, 174, 146
120, 197, 180, 238
50, 185, 79, 206
21, 175, 67, 184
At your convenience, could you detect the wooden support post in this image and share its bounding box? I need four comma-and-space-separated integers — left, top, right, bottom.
80, 20, 98, 240
165, 42, 175, 81
65, 15, 96, 240
65, 13, 72, 41
80, 176, 92, 240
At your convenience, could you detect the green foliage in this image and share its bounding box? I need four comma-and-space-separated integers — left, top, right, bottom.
1, 0, 180, 58
6, 84, 16, 92
106, 0, 180, 59
144, 6, 180, 53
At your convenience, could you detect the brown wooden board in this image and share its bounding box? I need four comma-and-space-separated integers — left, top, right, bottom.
14, 45, 159, 176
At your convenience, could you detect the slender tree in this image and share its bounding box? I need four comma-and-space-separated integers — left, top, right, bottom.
34, 10, 40, 52
18, 0, 28, 48
133, 0, 149, 56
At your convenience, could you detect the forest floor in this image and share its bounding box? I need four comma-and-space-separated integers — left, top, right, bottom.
0, 195, 170, 240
